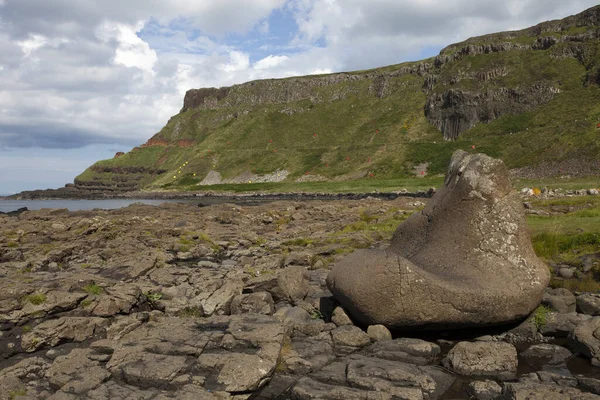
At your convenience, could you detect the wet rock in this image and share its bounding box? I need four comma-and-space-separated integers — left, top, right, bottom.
577, 376, 600, 395
230, 292, 274, 315
468, 380, 502, 400
278, 266, 309, 305
570, 317, 600, 366
537, 370, 578, 388
367, 324, 392, 341
367, 338, 441, 365
520, 344, 572, 366
577, 293, 600, 316
443, 341, 518, 380
543, 288, 576, 313
331, 306, 353, 326
21, 317, 108, 352
327, 151, 549, 329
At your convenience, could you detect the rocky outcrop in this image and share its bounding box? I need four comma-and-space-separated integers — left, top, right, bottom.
327, 151, 550, 329
425, 84, 561, 140
181, 64, 431, 112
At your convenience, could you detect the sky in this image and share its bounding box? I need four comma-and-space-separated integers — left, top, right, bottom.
0, 0, 598, 195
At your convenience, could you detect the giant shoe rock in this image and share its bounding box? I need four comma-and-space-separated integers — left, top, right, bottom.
326, 150, 550, 329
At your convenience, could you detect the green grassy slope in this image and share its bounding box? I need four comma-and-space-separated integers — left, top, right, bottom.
76, 6, 600, 192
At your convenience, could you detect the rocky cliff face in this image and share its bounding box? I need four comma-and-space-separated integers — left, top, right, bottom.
179, 6, 600, 142
180, 64, 430, 112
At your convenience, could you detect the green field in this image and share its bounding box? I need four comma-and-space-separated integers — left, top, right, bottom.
527, 196, 600, 292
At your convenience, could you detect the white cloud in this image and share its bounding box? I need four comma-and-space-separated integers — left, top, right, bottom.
220, 50, 251, 73
98, 22, 157, 73
254, 55, 289, 70
18, 34, 47, 57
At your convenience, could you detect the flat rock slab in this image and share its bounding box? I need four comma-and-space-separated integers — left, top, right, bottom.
106, 314, 285, 394
443, 341, 518, 380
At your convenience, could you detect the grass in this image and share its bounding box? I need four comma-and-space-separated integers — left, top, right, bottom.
176, 307, 203, 318
9, 389, 27, 400
23, 293, 47, 306
527, 196, 600, 292
533, 305, 552, 330
83, 284, 104, 295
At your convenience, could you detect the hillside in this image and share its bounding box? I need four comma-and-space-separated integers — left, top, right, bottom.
75, 5, 600, 193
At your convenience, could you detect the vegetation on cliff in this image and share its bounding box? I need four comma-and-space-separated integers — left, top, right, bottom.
76, 6, 600, 192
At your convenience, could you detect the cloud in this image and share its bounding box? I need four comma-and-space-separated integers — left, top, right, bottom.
254, 55, 289, 70
98, 21, 157, 73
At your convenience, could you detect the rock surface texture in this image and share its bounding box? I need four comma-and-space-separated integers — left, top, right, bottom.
327, 150, 550, 329
3, 191, 600, 398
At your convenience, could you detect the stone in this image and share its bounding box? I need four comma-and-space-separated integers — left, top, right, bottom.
367, 325, 392, 341
368, 338, 440, 365
540, 312, 591, 337
331, 306, 353, 326
291, 377, 400, 400
502, 382, 598, 399
345, 356, 454, 399
520, 344, 572, 366
577, 293, 600, 316
543, 288, 576, 313
21, 317, 108, 352
277, 266, 309, 305
570, 317, 600, 366
201, 278, 244, 316
577, 376, 600, 395
327, 151, 549, 329
442, 341, 518, 380
106, 314, 285, 394
331, 325, 371, 348
46, 348, 111, 394
230, 292, 275, 315
468, 380, 502, 400
559, 267, 575, 279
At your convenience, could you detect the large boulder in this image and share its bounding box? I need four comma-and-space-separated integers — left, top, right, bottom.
327, 151, 550, 329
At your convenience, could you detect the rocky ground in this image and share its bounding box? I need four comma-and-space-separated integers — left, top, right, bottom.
1, 198, 600, 399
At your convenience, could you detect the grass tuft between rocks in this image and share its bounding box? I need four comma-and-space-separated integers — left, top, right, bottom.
533, 305, 552, 330
23, 293, 47, 305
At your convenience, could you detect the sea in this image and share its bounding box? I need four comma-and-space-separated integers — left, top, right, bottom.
0, 199, 201, 213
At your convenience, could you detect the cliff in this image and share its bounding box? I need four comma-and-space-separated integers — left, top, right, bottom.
75, 5, 600, 192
